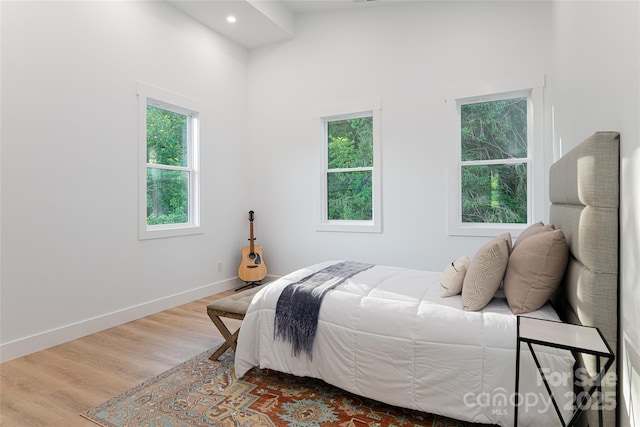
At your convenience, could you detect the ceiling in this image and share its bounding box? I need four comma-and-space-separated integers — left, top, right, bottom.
166, 0, 393, 49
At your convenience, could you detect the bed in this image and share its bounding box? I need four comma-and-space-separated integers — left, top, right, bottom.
234, 131, 620, 427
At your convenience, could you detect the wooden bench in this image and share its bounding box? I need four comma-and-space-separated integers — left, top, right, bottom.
206, 286, 262, 360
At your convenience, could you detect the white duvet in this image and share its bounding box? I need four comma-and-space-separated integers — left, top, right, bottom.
235, 261, 574, 426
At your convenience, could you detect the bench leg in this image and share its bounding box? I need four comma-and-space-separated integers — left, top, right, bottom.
209, 314, 241, 361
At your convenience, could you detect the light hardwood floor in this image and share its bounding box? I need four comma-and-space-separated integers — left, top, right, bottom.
0, 290, 241, 427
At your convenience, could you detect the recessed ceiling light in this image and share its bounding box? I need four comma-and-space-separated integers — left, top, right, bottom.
226, 16, 237, 23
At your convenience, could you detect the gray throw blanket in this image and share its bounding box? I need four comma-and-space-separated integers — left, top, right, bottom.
274, 261, 374, 359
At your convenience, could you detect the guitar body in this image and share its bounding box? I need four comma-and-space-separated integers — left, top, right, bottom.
238, 244, 267, 283
237, 210, 267, 283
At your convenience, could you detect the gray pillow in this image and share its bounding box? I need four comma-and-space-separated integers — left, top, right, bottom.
462, 233, 511, 311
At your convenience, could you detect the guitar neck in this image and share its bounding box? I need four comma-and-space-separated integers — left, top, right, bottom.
249, 221, 255, 253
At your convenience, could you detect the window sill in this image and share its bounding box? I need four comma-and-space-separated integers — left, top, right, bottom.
317, 220, 381, 233
139, 225, 202, 240
448, 223, 527, 238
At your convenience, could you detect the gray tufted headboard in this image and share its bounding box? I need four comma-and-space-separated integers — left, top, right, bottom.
549, 131, 620, 426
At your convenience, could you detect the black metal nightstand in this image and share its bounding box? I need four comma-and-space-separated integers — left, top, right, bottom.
515, 316, 614, 427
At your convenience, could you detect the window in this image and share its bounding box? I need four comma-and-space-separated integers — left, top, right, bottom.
461, 95, 528, 224
446, 77, 544, 236
137, 82, 201, 239
316, 100, 382, 233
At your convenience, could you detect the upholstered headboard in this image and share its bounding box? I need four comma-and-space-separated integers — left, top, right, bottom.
549, 131, 620, 426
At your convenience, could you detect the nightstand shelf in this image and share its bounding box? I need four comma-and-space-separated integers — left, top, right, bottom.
514, 316, 614, 427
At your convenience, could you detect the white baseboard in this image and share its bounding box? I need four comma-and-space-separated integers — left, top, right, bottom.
0, 278, 240, 363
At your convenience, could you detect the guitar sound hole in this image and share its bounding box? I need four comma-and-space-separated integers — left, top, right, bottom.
249, 253, 256, 260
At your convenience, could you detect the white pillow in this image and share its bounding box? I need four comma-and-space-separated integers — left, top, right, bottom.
440, 255, 470, 297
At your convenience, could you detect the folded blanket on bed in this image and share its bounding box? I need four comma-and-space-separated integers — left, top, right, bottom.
274, 261, 373, 358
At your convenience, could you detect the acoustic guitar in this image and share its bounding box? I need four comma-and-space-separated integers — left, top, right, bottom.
237, 210, 267, 283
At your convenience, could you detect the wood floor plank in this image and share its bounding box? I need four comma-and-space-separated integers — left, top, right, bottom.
0, 293, 230, 426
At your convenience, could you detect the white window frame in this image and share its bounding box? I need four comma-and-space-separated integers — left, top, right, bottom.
137, 82, 202, 240
315, 99, 382, 233
445, 76, 545, 237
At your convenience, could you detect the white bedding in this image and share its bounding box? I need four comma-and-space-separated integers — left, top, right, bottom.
235, 261, 575, 426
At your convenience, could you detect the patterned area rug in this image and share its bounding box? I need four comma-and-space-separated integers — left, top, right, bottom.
82, 348, 485, 427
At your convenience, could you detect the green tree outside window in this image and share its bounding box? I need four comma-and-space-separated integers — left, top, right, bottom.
327, 117, 373, 221
146, 106, 190, 225
460, 98, 528, 224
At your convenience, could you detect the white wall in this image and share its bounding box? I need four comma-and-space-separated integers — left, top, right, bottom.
0, 1, 249, 361
551, 2, 640, 426
247, 1, 553, 275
